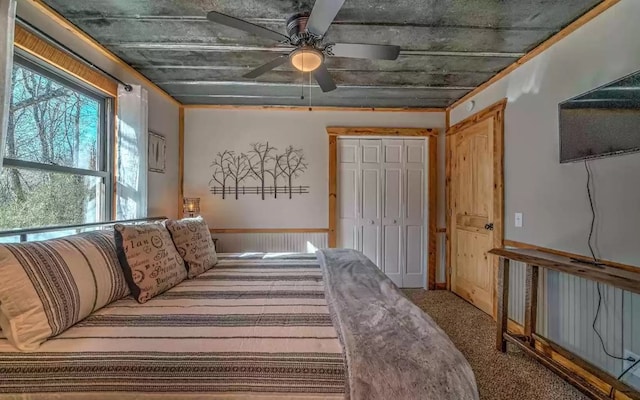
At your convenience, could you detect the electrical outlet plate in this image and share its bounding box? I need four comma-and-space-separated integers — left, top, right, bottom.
623, 350, 640, 380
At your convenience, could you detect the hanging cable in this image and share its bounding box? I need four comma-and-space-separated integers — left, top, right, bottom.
584, 160, 598, 262
611, 359, 640, 397
16, 17, 132, 91
583, 160, 637, 398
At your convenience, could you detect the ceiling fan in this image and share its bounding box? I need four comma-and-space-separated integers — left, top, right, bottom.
206, 0, 401, 93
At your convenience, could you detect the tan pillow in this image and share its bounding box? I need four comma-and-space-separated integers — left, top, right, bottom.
0, 230, 129, 351
165, 216, 218, 278
114, 222, 187, 303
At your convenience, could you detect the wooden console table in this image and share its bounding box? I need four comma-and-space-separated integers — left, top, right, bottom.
490, 247, 640, 400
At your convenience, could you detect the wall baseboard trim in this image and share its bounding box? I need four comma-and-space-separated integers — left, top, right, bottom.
434, 283, 447, 290
210, 228, 329, 234
503, 239, 638, 273
506, 319, 636, 400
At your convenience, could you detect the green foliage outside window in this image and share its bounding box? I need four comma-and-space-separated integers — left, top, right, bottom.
0, 61, 105, 230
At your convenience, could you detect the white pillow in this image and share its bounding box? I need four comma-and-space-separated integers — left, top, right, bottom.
0, 231, 129, 351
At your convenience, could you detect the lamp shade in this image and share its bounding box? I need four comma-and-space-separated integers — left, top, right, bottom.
183, 197, 200, 216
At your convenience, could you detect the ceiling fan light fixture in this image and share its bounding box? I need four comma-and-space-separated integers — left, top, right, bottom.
290, 48, 323, 72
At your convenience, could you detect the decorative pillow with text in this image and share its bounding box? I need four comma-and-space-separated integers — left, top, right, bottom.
165, 216, 218, 278
114, 222, 187, 303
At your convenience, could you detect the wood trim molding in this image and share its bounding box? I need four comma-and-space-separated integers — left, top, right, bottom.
503, 239, 639, 274
428, 136, 438, 290
442, 108, 451, 289
447, 0, 620, 111
111, 97, 119, 218
177, 106, 185, 218
183, 104, 445, 113
445, 99, 506, 314
210, 228, 330, 234
506, 320, 636, 400
328, 127, 440, 289
26, 0, 180, 107
14, 24, 117, 96
327, 127, 438, 137
447, 98, 508, 135
328, 135, 338, 247
434, 282, 447, 290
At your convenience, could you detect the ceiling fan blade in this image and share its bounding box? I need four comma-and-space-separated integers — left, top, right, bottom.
207, 11, 289, 42
313, 64, 337, 92
330, 43, 401, 60
243, 56, 290, 79
306, 0, 346, 37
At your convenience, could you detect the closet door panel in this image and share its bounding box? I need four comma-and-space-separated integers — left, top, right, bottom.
382, 139, 403, 284
338, 140, 360, 250
403, 140, 427, 288
360, 140, 382, 266
362, 224, 381, 268
361, 169, 380, 221
406, 169, 425, 220
383, 225, 402, 285
383, 168, 402, 220
404, 225, 425, 287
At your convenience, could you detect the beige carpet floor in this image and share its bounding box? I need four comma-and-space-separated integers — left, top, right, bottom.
404, 290, 588, 400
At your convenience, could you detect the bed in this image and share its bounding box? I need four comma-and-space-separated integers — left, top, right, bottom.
0, 250, 478, 400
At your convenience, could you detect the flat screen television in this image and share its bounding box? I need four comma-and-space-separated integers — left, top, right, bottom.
559, 70, 640, 163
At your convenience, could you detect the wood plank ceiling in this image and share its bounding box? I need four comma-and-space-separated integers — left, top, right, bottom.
40, 0, 603, 108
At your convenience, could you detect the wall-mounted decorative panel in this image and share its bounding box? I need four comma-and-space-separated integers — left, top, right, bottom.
213, 232, 328, 254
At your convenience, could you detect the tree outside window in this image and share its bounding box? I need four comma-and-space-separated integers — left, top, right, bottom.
0, 56, 110, 231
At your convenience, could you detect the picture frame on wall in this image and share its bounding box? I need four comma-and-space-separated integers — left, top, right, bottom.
148, 131, 166, 173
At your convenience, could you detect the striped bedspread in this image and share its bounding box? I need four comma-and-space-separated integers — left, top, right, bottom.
0, 253, 347, 399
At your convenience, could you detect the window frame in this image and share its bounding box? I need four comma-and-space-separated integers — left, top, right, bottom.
2, 52, 114, 225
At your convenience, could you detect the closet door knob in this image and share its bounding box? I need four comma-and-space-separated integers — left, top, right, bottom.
369, 220, 375, 225
392, 219, 397, 224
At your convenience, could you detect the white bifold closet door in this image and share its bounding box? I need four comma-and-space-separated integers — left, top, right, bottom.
337, 138, 427, 288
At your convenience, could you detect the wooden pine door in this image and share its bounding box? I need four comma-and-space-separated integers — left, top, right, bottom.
450, 117, 496, 316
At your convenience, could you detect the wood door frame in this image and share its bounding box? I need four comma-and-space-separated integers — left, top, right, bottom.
327, 127, 439, 289
445, 99, 506, 317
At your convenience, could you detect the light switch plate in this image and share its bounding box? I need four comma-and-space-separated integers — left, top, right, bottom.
515, 212, 523, 228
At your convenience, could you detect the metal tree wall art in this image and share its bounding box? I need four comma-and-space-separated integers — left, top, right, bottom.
209, 142, 309, 200
279, 146, 308, 199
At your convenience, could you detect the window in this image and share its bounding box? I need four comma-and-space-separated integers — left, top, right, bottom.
0, 55, 112, 230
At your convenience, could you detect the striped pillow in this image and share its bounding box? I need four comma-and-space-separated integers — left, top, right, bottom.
114, 222, 187, 303
0, 230, 129, 351
165, 217, 218, 278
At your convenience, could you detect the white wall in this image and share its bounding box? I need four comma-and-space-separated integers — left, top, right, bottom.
450, 0, 639, 386
450, 0, 640, 267
184, 108, 445, 230
16, 1, 181, 219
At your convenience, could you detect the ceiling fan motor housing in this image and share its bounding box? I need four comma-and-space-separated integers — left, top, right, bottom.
287, 13, 318, 46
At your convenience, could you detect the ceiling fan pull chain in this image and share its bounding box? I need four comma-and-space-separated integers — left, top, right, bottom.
309, 72, 312, 109
301, 57, 305, 100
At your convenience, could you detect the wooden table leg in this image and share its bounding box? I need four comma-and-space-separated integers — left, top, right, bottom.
524, 264, 539, 346
496, 257, 510, 352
